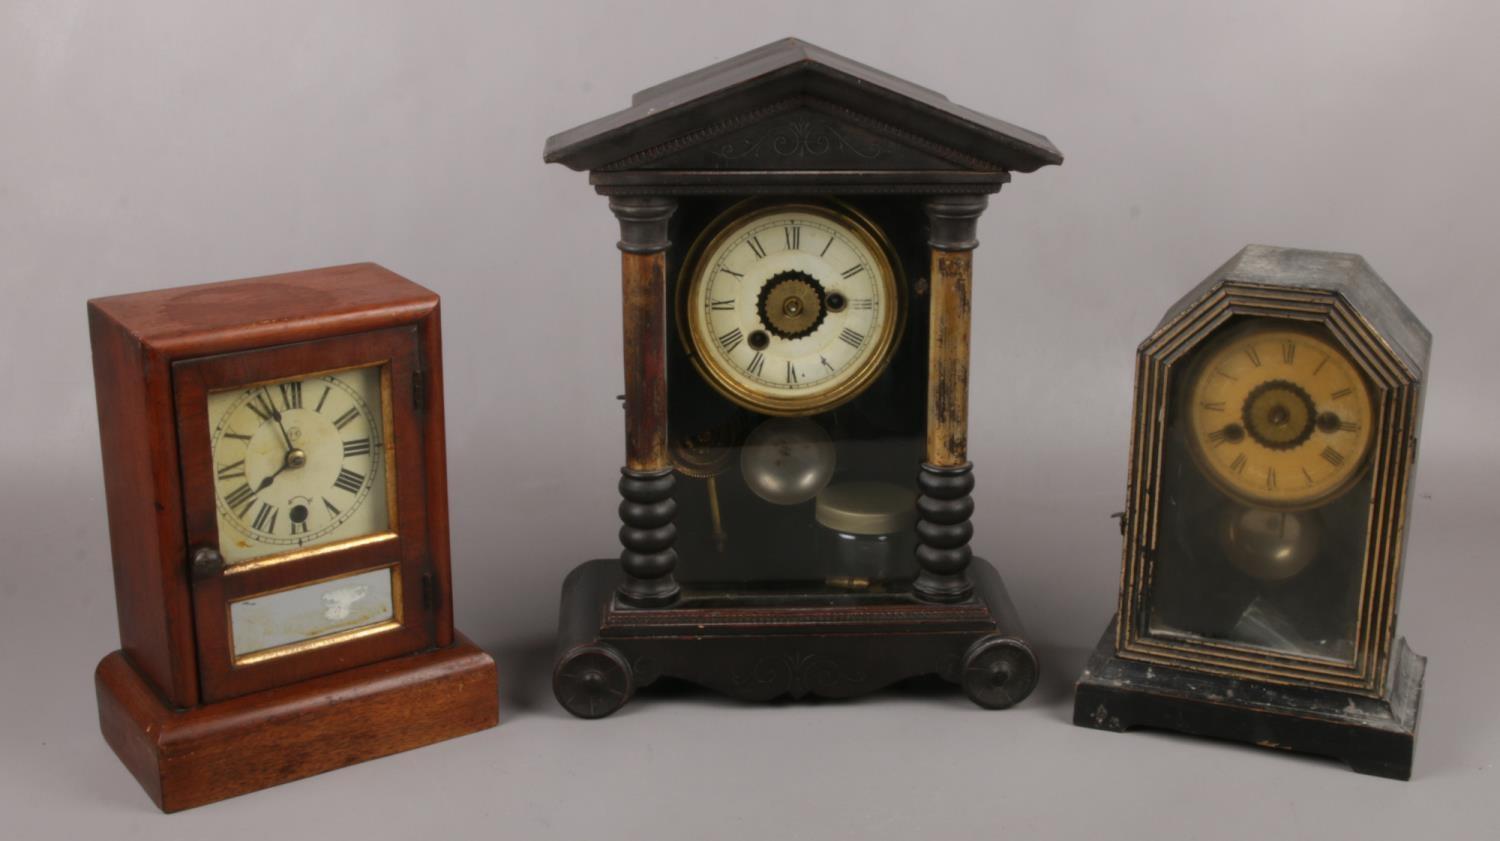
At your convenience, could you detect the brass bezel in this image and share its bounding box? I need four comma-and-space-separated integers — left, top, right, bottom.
1181, 318, 1376, 511
677, 199, 906, 417
208, 361, 401, 572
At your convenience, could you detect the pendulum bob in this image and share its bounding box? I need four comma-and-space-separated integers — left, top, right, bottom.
1224, 506, 1318, 582
732, 417, 838, 582
740, 417, 836, 506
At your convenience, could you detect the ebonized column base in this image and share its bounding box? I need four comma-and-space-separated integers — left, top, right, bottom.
96, 633, 498, 812
553, 557, 1037, 717
1072, 618, 1424, 780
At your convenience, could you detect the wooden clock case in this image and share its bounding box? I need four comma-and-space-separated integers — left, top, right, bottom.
89, 264, 497, 811
544, 39, 1063, 716
1073, 246, 1430, 779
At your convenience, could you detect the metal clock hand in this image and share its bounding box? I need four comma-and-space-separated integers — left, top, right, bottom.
255, 465, 287, 492
254, 446, 308, 492
260, 388, 296, 452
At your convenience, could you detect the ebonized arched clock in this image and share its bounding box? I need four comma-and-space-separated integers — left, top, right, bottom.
1073, 246, 1431, 779
544, 39, 1063, 716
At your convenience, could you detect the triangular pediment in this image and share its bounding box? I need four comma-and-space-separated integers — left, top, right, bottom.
604, 99, 974, 172
544, 38, 1062, 175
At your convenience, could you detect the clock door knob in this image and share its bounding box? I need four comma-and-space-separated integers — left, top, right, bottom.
191, 546, 224, 578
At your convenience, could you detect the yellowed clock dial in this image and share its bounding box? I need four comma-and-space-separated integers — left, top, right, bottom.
684, 203, 900, 416
1187, 324, 1375, 507
207, 365, 392, 565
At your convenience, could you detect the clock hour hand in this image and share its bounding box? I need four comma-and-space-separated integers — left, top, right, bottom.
255, 466, 286, 492
254, 446, 308, 492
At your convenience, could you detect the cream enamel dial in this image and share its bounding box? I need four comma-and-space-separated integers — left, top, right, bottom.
207, 365, 391, 565
685, 204, 900, 416
1187, 325, 1375, 507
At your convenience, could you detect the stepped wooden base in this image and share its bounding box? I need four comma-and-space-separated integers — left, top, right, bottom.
1073, 619, 1424, 780
96, 633, 498, 812
553, 558, 1038, 717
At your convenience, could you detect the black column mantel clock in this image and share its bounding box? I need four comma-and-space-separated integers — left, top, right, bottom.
543, 38, 1062, 716
1074, 245, 1431, 779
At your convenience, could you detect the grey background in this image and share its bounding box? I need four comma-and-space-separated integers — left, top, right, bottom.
2, 1, 1497, 838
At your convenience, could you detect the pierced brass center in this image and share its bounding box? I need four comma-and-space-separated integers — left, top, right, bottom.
1242, 380, 1315, 450
763, 278, 823, 338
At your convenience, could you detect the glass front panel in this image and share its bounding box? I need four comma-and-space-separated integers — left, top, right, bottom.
1147, 318, 1376, 662
229, 566, 397, 658
206, 364, 394, 566
668, 197, 927, 595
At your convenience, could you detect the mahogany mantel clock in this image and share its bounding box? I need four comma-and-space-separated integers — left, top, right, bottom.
1073, 246, 1430, 779
544, 39, 1062, 716
88, 264, 497, 811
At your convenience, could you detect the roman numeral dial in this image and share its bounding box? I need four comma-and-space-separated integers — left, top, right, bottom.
1186, 324, 1375, 507
206, 365, 392, 564
685, 203, 901, 415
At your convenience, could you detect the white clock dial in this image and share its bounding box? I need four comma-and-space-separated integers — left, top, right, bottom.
207, 365, 391, 565
685, 204, 900, 415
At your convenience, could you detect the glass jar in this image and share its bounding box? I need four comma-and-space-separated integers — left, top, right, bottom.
815, 481, 917, 586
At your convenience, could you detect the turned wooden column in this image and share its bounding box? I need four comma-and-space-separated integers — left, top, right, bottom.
914, 195, 986, 603
610, 196, 680, 607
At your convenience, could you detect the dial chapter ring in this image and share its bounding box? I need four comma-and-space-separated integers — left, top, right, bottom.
1183, 321, 1376, 509
679, 201, 904, 417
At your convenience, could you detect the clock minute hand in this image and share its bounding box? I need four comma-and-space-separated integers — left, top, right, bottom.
261, 388, 296, 452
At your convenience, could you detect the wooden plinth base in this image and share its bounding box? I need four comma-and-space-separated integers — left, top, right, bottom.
553, 558, 1038, 717
96, 633, 498, 812
1073, 619, 1424, 780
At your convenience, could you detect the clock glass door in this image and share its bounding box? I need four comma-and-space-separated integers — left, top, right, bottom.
1145, 318, 1378, 665
174, 327, 436, 701
670, 198, 927, 595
